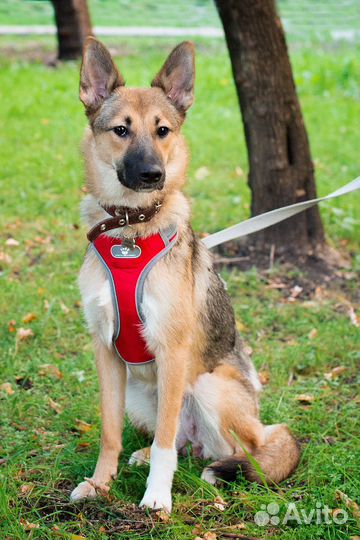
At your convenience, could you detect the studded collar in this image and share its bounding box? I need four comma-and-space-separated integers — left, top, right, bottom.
87, 200, 162, 242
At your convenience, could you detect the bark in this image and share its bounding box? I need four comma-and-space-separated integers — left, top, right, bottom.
215, 0, 325, 254
51, 0, 93, 60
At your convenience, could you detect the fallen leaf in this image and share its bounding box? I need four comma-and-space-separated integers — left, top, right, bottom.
22, 312, 37, 323
60, 301, 70, 314
235, 166, 244, 177
258, 370, 270, 385
192, 524, 202, 536
70, 535, 87, 540
348, 306, 360, 327
44, 299, 50, 311
48, 397, 63, 414
75, 419, 93, 433
232, 522, 246, 529
265, 281, 287, 290
0, 251, 12, 264
20, 518, 39, 530
213, 502, 225, 511
38, 287, 45, 295
17, 328, 34, 341
203, 533, 217, 540
295, 394, 314, 404
76, 442, 90, 452
214, 495, 227, 506
155, 510, 170, 522
5, 238, 20, 247
19, 483, 35, 496
39, 364, 63, 379
336, 490, 360, 522
324, 366, 346, 381
308, 328, 318, 339
12, 422, 27, 431
8, 319, 16, 332
195, 166, 210, 180
0, 382, 15, 395
34, 235, 52, 245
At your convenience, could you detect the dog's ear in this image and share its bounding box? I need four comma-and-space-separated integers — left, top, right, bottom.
80, 37, 125, 114
151, 41, 195, 113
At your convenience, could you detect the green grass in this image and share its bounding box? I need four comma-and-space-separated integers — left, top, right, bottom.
0, 0, 358, 35
0, 37, 359, 540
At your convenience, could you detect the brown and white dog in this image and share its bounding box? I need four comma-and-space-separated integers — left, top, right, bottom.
70, 38, 300, 512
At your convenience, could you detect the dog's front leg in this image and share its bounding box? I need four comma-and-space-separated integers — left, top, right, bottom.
70, 338, 126, 501
139, 345, 188, 513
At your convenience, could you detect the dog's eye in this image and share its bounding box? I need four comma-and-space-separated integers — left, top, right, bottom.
113, 126, 129, 138
157, 126, 170, 138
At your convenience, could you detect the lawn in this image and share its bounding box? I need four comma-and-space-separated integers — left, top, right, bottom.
0, 34, 359, 540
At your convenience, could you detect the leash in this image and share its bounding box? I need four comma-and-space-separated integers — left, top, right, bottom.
201, 177, 360, 249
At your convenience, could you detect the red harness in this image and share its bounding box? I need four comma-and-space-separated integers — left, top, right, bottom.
92, 227, 177, 364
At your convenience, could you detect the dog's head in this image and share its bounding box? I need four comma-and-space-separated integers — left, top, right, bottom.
80, 38, 195, 206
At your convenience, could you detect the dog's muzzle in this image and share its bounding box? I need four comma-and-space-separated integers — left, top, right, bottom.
117, 167, 165, 192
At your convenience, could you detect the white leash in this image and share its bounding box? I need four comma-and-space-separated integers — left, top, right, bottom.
202, 177, 360, 249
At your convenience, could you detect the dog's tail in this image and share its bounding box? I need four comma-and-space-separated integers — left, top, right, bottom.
201, 424, 300, 485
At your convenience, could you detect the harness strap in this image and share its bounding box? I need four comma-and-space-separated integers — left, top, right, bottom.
91, 226, 177, 364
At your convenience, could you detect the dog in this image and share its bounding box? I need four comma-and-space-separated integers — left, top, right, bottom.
70, 37, 300, 512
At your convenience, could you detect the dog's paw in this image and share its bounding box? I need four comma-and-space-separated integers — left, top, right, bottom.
70, 480, 97, 501
128, 447, 151, 466
201, 467, 218, 485
139, 485, 172, 513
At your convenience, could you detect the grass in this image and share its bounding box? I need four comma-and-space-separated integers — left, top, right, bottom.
0, 35, 359, 540
0, 0, 358, 35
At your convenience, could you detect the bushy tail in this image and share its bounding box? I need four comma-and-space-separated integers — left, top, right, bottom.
202, 424, 300, 485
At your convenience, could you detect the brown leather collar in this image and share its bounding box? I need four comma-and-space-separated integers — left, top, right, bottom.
87, 201, 162, 242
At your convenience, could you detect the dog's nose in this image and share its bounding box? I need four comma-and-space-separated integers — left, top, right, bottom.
139, 167, 163, 184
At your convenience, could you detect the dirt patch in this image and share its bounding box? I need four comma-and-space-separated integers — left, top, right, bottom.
20, 489, 262, 538
22, 491, 158, 535
213, 238, 358, 302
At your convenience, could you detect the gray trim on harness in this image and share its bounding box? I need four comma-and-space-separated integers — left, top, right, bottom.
90, 243, 125, 363
136, 225, 178, 323
159, 223, 177, 246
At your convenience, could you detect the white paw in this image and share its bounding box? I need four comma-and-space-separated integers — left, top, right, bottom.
201, 467, 217, 485
128, 448, 150, 466
70, 480, 97, 501
139, 485, 172, 513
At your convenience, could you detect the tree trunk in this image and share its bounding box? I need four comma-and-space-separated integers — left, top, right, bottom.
215, 0, 325, 254
51, 0, 93, 60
